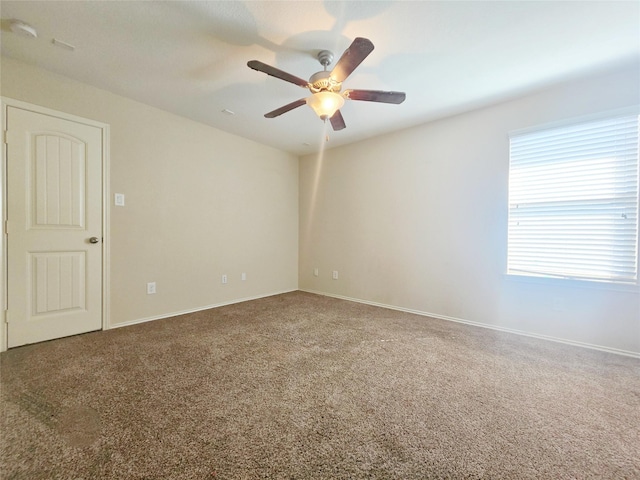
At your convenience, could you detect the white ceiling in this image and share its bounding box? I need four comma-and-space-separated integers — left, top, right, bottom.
1, 1, 639, 155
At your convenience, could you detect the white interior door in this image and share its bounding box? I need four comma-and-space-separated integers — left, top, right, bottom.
6, 106, 103, 347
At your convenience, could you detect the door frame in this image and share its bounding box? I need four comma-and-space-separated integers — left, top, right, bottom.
1, 98, 111, 352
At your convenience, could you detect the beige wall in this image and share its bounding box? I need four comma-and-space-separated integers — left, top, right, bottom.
1, 56, 299, 329
2, 55, 639, 356
299, 62, 640, 355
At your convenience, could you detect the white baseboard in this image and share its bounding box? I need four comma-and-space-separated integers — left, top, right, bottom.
108, 289, 298, 330
300, 289, 640, 359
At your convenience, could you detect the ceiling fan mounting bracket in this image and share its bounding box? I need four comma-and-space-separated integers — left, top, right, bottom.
317, 50, 334, 69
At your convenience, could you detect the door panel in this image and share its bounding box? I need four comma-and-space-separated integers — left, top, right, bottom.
34, 134, 85, 228
32, 251, 86, 314
7, 106, 103, 347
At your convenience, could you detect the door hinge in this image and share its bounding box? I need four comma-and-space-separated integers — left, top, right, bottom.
3, 130, 17, 145
3, 220, 7, 235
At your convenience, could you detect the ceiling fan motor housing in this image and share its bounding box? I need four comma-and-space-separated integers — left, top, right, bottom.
309, 70, 342, 93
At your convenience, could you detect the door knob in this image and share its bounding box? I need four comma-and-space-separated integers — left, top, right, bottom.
89, 237, 100, 244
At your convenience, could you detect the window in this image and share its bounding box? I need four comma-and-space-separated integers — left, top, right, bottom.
508, 112, 639, 284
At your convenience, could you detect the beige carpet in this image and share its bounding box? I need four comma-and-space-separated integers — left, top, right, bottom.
1, 291, 639, 479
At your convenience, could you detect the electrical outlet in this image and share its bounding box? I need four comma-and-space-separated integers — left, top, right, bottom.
241, 272, 246, 281
222, 274, 228, 284
332, 270, 338, 280
314, 268, 319, 277
147, 282, 156, 294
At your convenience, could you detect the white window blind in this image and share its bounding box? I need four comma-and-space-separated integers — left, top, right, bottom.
508, 113, 639, 284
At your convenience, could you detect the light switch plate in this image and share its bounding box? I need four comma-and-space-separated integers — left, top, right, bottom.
114, 193, 125, 206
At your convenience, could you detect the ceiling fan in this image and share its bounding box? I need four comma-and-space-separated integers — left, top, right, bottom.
247, 37, 406, 131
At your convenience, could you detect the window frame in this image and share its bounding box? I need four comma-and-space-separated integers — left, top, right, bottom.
506, 107, 640, 287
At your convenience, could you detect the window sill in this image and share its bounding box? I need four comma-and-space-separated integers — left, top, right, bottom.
504, 272, 640, 294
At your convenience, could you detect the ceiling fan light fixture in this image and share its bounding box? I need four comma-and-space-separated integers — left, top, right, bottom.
306, 91, 345, 121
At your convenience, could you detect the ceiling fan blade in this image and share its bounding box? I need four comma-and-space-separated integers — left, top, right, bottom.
330, 110, 346, 131
344, 89, 406, 104
264, 98, 307, 118
330, 37, 374, 83
248, 60, 309, 88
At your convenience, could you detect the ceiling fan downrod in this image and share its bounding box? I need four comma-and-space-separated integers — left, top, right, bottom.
317, 50, 334, 71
